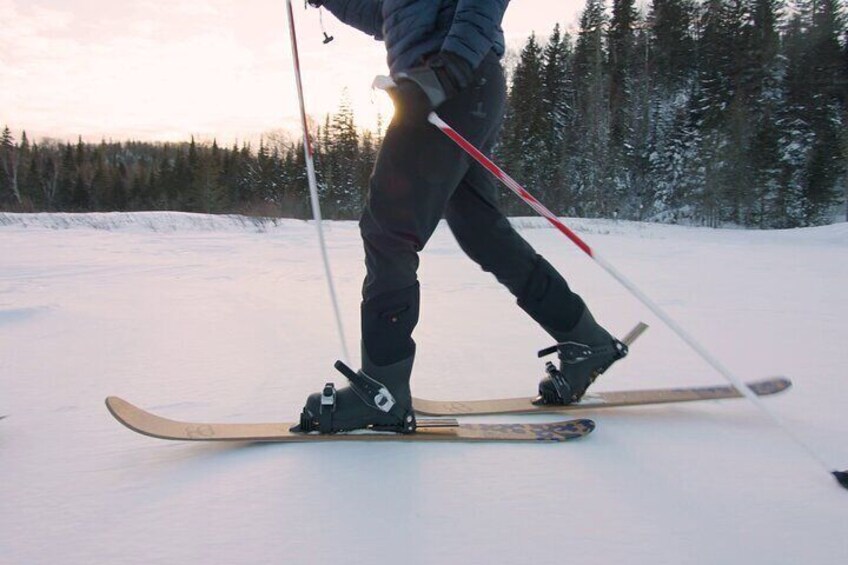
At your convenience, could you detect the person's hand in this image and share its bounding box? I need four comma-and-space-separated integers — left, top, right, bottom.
428, 51, 474, 101
392, 51, 474, 124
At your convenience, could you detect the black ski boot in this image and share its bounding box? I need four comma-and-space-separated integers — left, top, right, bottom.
533, 307, 628, 405
291, 351, 416, 434
515, 256, 627, 405
292, 283, 420, 434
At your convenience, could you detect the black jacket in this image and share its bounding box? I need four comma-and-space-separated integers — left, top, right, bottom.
321, 0, 508, 73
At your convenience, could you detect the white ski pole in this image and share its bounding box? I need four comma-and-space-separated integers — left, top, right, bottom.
426, 110, 846, 490
285, 0, 350, 364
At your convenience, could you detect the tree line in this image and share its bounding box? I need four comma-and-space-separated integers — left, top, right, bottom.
2, 0, 846, 227
0, 95, 377, 220
497, 0, 847, 227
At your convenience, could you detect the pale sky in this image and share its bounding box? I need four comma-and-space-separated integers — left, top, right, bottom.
1, 0, 615, 145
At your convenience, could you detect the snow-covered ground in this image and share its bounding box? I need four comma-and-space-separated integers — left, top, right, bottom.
1, 212, 846, 564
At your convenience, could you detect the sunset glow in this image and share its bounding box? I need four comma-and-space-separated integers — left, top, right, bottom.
2, 0, 592, 144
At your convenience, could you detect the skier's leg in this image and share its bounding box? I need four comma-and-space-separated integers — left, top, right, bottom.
445, 164, 585, 333
296, 53, 505, 433
445, 143, 627, 405
295, 121, 467, 433
358, 51, 508, 366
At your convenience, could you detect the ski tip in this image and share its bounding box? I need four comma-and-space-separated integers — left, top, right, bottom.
776, 376, 793, 386
748, 376, 793, 396
104, 396, 140, 430
833, 470, 848, 490
578, 418, 596, 433
104, 396, 126, 422
559, 418, 595, 438
105, 396, 124, 413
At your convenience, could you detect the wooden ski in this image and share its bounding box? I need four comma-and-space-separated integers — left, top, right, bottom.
105, 396, 594, 443
412, 377, 792, 416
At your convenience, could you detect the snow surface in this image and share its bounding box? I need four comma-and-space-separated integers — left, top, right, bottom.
1, 212, 847, 564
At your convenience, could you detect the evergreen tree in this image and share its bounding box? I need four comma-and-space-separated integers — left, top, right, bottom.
17, 131, 33, 208
69, 139, 91, 210
540, 25, 575, 212
843, 30, 848, 221
745, 0, 785, 226
696, 0, 739, 129
609, 0, 638, 151
1, 126, 22, 206
327, 93, 361, 218
356, 129, 379, 215
804, 0, 846, 221
688, 0, 757, 224
608, 0, 646, 217
499, 33, 547, 213
628, 18, 654, 219
191, 139, 224, 213
781, 0, 846, 224
573, 0, 610, 216
645, 0, 698, 221
649, 0, 696, 89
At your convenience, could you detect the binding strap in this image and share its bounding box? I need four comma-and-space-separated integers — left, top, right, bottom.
539, 339, 629, 402
538, 340, 628, 363
334, 361, 416, 433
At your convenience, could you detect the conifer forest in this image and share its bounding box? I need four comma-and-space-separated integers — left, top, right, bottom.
2, 0, 846, 227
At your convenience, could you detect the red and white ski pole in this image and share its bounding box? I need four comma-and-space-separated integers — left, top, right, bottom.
427, 111, 847, 489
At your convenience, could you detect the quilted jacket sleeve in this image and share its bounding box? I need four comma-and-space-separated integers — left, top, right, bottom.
321, 0, 385, 40
442, 0, 508, 69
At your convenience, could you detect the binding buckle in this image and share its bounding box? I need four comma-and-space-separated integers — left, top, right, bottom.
557, 341, 594, 364
373, 387, 396, 413
319, 382, 336, 434
320, 382, 336, 410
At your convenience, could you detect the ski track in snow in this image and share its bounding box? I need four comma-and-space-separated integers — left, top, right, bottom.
1, 212, 847, 565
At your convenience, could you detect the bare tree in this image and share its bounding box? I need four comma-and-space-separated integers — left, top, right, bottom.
39, 153, 60, 210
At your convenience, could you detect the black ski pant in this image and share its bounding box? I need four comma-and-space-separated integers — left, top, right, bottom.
360, 52, 584, 367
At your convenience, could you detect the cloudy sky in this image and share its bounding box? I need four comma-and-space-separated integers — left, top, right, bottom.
2, 0, 612, 144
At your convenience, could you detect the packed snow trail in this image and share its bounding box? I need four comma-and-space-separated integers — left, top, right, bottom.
1, 213, 846, 564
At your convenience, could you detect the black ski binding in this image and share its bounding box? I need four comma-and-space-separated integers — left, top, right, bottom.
535, 339, 629, 405
295, 362, 416, 434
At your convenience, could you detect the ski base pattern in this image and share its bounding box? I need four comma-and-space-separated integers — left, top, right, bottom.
412, 377, 792, 416
105, 397, 594, 443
